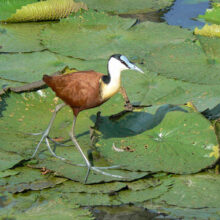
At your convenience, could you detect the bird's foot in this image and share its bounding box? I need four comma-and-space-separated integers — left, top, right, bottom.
31, 129, 66, 161
28, 132, 72, 147
84, 164, 124, 183
124, 102, 133, 111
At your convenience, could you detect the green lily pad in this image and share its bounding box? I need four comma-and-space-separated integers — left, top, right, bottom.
0, 169, 19, 178
0, 51, 108, 87
0, 0, 37, 21
145, 41, 220, 85
36, 174, 173, 206
54, 180, 126, 193
34, 158, 149, 184
41, 11, 193, 60
0, 51, 66, 83
126, 177, 162, 191
155, 173, 220, 208
4, 0, 87, 23
0, 167, 66, 193
198, 3, 220, 24
1, 193, 94, 220
118, 177, 173, 204
0, 89, 149, 183
0, 79, 24, 92
94, 109, 219, 174
122, 69, 220, 111
75, 0, 174, 14
0, 149, 24, 172
197, 35, 220, 61
0, 22, 47, 52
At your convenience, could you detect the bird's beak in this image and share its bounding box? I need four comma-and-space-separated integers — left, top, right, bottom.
129, 63, 144, 74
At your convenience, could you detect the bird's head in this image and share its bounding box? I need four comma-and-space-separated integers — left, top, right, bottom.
108, 54, 144, 74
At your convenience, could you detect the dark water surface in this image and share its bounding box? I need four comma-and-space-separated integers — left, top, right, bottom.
163, 0, 210, 29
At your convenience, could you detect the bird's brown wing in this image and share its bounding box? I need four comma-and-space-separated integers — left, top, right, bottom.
44, 71, 104, 111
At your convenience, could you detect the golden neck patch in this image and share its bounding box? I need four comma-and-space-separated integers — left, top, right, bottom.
100, 77, 121, 101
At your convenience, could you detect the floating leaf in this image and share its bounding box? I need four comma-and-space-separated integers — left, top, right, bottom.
197, 35, 220, 61
3, 0, 88, 23
145, 41, 220, 85
0, 89, 149, 183
0, 51, 66, 83
54, 180, 126, 193
41, 11, 193, 60
118, 178, 173, 204
198, 3, 220, 24
0, 169, 19, 178
0, 149, 24, 172
155, 173, 220, 208
0, 0, 37, 21
35, 158, 149, 184
0, 22, 48, 52
194, 24, 220, 37
75, 0, 174, 14
94, 109, 219, 174
0, 167, 66, 193
1, 194, 94, 220
122, 69, 220, 112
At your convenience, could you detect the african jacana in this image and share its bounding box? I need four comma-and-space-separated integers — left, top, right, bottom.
32, 54, 144, 183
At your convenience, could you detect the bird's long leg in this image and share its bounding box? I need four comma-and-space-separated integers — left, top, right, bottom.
31, 103, 66, 159
120, 87, 133, 111
69, 117, 124, 183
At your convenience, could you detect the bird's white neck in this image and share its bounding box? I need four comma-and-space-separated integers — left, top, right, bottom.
101, 58, 127, 100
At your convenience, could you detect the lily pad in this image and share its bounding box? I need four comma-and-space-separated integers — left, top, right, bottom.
75, 0, 174, 14
94, 109, 219, 173
0, 167, 66, 193
0, 52, 107, 88
0, 51, 66, 83
197, 35, 220, 61
118, 178, 173, 204
145, 41, 220, 85
122, 69, 220, 111
0, 0, 37, 21
155, 173, 220, 208
4, 0, 87, 23
194, 24, 220, 38
198, 3, 220, 24
0, 89, 149, 183
54, 180, 127, 193
0, 149, 24, 172
41, 11, 193, 60
0, 22, 48, 52
34, 158, 149, 184
0, 169, 19, 178
1, 193, 94, 220
36, 174, 173, 206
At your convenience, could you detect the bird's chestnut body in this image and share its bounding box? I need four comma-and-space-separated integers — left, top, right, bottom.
43, 71, 108, 116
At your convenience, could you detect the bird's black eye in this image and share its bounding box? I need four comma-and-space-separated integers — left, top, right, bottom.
121, 60, 129, 68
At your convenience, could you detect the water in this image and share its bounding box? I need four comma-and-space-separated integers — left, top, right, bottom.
163, 0, 211, 29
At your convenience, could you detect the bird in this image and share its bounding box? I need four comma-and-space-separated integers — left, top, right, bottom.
31, 54, 144, 183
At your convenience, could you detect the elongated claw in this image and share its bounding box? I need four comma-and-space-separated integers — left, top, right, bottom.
31, 103, 67, 160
